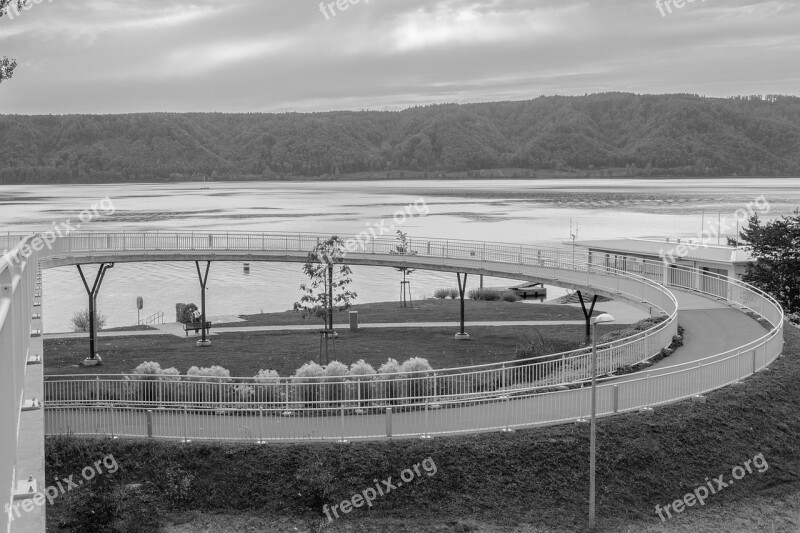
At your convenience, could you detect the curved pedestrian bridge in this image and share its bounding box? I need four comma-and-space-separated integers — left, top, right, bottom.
2, 232, 784, 444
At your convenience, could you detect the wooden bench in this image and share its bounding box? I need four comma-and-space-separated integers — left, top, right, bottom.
183, 321, 212, 337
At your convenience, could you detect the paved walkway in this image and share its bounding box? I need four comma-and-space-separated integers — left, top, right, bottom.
45, 319, 594, 339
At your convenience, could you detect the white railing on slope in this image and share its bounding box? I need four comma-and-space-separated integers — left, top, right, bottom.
1, 236, 37, 533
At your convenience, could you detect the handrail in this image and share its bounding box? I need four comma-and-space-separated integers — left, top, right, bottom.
1, 235, 38, 533
141, 311, 165, 326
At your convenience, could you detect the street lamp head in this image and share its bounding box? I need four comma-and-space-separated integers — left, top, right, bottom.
591, 313, 615, 325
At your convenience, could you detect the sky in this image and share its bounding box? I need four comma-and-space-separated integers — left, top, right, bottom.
0, 0, 798, 114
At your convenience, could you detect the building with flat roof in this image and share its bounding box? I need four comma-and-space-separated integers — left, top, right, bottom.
571, 238, 753, 299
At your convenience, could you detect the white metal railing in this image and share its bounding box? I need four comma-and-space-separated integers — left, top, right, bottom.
35, 231, 783, 441
140, 311, 165, 326
1, 236, 37, 533
40, 231, 680, 382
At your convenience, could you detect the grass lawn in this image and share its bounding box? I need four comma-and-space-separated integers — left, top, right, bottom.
43, 323, 624, 377
215, 298, 599, 328
45, 326, 800, 532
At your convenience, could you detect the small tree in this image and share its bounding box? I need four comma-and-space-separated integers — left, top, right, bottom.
740, 211, 800, 314
294, 236, 357, 363
391, 230, 417, 307
71, 309, 107, 332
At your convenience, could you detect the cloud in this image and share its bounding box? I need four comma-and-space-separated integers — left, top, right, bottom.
0, 0, 797, 113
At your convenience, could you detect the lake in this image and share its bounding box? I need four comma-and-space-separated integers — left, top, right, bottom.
2, 178, 799, 332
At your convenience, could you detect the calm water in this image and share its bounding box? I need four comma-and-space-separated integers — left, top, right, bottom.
2, 178, 799, 332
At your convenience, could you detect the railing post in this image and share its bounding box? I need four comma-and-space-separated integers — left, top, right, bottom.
146, 409, 153, 438
612, 385, 619, 413
182, 405, 189, 443
338, 406, 347, 443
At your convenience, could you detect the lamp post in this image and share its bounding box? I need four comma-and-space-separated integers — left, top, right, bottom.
589, 312, 615, 531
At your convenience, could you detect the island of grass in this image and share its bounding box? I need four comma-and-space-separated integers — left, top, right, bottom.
44, 298, 629, 377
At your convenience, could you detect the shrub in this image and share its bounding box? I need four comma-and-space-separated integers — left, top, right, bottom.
433, 288, 451, 299
324, 361, 349, 403
468, 288, 501, 301
293, 361, 325, 404
502, 291, 521, 302
252, 369, 282, 404
125, 362, 182, 402
70, 309, 107, 332
401, 357, 434, 400
448, 287, 460, 299
348, 360, 376, 405
377, 358, 403, 403
186, 365, 231, 404
400, 357, 433, 374
131, 361, 165, 379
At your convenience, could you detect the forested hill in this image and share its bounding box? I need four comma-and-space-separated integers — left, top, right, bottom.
1, 93, 799, 184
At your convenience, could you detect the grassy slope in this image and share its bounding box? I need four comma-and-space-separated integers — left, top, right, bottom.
45, 326, 800, 532
215, 299, 596, 328
43, 324, 622, 377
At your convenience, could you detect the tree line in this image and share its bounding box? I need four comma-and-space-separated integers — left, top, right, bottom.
1, 93, 800, 184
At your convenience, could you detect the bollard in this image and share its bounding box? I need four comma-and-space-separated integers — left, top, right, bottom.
386, 407, 393, 438
146, 409, 153, 438
350, 311, 358, 331
612, 385, 619, 414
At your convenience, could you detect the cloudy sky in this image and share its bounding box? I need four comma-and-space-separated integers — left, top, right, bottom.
0, 0, 798, 114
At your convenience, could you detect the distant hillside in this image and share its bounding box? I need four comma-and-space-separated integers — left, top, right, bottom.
1, 93, 799, 184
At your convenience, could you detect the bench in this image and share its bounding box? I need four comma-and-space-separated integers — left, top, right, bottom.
183, 321, 212, 337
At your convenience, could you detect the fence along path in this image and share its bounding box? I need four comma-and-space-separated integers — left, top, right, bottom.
28, 231, 782, 441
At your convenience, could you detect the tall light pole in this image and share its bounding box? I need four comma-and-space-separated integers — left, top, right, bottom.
589, 312, 615, 531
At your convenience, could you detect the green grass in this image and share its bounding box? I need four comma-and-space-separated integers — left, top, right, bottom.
44, 324, 621, 377
44, 326, 800, 532
215, 298, 597, 328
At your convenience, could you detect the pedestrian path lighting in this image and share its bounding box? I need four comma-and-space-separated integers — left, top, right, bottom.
589, 313, 615, 530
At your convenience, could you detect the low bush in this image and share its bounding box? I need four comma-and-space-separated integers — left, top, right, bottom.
469, 288, 501, 301
324, 361, 349, 403
469, 288, 521, 302
377, 358, 404, 402
293, 361, 325, 404
433, 287, 459, 299
348, 360, 376, 405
